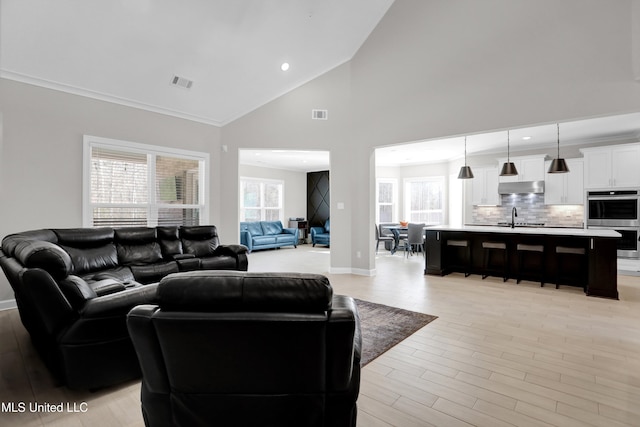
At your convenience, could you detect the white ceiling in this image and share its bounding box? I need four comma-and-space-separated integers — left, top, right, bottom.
240, 149, 330, 173
3, 1, 640, 172
0, 0, 394, 126
376, 112, 640, 167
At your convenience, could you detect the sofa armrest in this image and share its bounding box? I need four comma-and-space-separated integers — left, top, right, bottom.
282, 227, 297, 235
20, 268, 76, 336
239, 231, 253, 251
80, 283, 158, 318
210, 244, 249, 271
127, 305, 169, 394
310, 227, 325, 236
214, 244, 248, 256
327, 294, 361, 391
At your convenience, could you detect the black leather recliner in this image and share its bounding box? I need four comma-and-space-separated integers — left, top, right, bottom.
127, 271, 361, 427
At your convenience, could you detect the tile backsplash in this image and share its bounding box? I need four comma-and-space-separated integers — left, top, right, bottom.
471, 194, 584, 228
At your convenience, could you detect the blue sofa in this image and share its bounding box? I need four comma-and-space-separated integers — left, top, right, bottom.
240, 221, 299, 252
310, 219, 330, 247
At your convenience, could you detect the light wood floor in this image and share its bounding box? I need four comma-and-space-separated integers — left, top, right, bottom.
2, 244, 640, 426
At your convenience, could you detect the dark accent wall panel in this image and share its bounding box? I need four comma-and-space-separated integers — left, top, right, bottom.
307, 171, 330, 228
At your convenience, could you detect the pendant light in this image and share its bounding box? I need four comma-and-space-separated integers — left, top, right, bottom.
457, 136, 474, 179
548, 123, 570, 173
499, 130, 518, 176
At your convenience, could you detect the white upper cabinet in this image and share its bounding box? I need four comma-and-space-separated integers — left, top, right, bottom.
470, 166, 500, 205
497, 155, 546, 183
581, 143, 640, 189
544, 158, 584, 205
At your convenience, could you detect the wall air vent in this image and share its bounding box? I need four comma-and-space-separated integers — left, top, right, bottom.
170, 75, 193, 89
311, 109, 328, 120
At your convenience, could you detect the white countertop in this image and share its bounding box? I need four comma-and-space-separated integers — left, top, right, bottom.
426, 225, 621, 238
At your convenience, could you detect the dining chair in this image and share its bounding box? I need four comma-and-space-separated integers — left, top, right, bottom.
375, 224, 394, 253
405, 223, 426, 257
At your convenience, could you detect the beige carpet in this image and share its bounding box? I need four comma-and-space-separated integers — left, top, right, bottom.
355, 299, 437, 366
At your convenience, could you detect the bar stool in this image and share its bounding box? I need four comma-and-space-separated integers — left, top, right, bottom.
555, 246, 587, 291
482, 241, 508, 282
516, 243, 545, 286
446, 239, 471, 277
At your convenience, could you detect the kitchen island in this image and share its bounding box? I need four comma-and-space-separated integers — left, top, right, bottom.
424, 225, 621, 299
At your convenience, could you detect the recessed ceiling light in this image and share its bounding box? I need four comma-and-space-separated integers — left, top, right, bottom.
281, 62, 290, 71
522, 136, 532, 140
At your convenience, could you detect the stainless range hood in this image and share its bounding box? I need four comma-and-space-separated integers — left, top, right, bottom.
498, 180, 545, 195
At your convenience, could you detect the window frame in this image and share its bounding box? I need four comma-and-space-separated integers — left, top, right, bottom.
239, 177, 284, 223
403, 176, 446, 224
375, 178, 398, 224
83, 135, 210, 228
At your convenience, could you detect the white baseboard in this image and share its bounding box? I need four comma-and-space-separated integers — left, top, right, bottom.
329, 267, 376, 276
0, 299, 17, 311
351, 268, 376, 277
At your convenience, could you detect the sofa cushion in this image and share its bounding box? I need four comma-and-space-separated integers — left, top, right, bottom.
61, 245, 119, 275
115, 228, 163, 265
261, 221, 283, 236
275, 235, 296, 244
157, 271, 333, 312
55, 228, 114, 247
157, 226, 183, 259
81, 266, 135, 284
181, 226, 219, 257
241, 222, 263, 237
55, 228, 119, 275
253, 236, 277, 245
131, 262, 179, 285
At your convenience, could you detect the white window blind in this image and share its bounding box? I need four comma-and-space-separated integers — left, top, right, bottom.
84, 136, 208, 228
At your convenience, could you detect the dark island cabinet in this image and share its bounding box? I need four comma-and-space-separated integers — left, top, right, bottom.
425, 230, 444, 275
424, 227, 619, 299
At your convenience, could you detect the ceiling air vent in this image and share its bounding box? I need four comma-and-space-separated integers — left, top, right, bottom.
170, 75, 193, 89
312, 109, 328, 120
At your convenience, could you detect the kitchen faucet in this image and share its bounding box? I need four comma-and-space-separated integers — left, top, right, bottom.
511, 206, 518, 228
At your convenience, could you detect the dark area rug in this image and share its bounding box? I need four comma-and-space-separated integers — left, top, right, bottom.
355, 299, 438, 366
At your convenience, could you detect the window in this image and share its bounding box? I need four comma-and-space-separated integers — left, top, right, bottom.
404, 177, 445, 224
240, 178, 283, 222
376, 178, 398, 223
83, 136, 209, 227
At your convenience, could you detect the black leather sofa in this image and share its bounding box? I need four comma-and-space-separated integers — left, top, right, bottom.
127, 271, 361, 427
0, 225, 248, 389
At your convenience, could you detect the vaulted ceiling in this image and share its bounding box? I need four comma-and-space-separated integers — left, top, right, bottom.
0, 0, 394, 126
3, 1, 640, 172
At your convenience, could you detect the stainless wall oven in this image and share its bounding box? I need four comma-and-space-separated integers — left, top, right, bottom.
587, 190, 640, 258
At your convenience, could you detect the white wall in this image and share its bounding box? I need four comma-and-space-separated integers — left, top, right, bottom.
238, 163, 308, 224
376, 162, 453, 224
220, 62, 353, 272
221, 0, 640, 275
3, 0, 640, 301
0, 79, 222, 305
